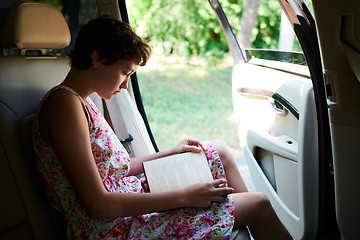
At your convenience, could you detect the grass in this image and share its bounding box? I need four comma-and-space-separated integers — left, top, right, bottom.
136, 57, 242, 157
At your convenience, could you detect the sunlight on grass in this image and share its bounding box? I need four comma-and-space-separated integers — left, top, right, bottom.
137, 57, 242, 157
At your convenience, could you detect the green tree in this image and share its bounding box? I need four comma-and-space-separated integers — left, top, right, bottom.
127, 0, 295, 58
252, 0, 282, 50
128, 0, 245, 58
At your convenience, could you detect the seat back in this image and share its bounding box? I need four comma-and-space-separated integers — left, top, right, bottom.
0, 1, 70, 239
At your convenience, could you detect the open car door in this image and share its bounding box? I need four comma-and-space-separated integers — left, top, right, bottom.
209, 0, 338, 239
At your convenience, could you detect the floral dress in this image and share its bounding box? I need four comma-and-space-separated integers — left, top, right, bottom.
32, 85, 235, 239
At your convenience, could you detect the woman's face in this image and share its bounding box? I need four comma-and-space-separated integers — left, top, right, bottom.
93, 57, 139, 100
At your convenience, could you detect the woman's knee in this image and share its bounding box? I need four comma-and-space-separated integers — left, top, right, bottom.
252, 192, 271, 207
251, 192, 276, 220
211, 139, 226, 151
233, 192, 274, 227
211, 139, 233, 164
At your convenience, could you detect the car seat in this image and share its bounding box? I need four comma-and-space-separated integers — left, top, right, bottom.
0, 1, 70, 239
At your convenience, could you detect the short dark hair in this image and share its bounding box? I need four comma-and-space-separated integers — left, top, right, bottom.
69, 16, 151, 69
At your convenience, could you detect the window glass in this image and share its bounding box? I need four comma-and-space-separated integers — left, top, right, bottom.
242, 0, 313, 65
43, 0, 98, 56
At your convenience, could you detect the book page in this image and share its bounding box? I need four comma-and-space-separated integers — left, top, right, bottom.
142, 151, 214, 193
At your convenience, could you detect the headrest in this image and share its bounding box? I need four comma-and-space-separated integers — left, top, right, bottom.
2, 1, 71, 50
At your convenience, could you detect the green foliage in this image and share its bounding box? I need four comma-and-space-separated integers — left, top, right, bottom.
252, 0, 282, 50
127, 0, 317, 59
128, 0, 245, 58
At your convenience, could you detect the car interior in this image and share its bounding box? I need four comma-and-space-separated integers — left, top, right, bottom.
0, 0, 359, 239
0, 1, 71, 238
0, 0, 248, 239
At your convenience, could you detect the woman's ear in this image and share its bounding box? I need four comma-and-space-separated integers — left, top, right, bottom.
90, 50, 101, 68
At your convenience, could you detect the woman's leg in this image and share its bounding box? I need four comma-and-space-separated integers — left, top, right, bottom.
211, 139, 248, 193
232, 192, 292, 240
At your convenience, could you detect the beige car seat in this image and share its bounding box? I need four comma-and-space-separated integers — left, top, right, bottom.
0, 1, 70, 239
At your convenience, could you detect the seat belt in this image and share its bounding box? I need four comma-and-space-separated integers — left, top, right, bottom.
102, 98, 135, 158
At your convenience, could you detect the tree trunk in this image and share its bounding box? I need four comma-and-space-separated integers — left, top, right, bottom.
237, 0, 260, 49
278, 11, 295, 51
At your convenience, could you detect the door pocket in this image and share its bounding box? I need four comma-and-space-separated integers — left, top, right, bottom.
247, 128, 300, 217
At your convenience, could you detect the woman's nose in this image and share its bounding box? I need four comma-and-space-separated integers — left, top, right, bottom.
120, 78, 129, 89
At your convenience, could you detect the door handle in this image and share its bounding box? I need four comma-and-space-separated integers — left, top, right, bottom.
271, 100, 288, 116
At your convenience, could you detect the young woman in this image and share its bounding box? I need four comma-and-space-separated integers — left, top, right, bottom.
33, 16, 291, 239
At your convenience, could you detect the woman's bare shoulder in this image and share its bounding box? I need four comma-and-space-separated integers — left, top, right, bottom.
39, 89, 88, 143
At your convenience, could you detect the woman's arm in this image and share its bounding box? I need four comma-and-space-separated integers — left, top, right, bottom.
127, 138, 205, 176
41, 91, 233, 218
94, 178, 232, 218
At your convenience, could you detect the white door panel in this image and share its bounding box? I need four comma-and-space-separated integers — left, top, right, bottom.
233, 62, 318, 239
247, 129, 298, 161
274, 155, 300, 217
232, 63, 309, 149
244, 147, 303, 237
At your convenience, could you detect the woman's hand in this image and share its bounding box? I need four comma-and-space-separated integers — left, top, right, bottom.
171, 137, 205, 154
128, 138, 204, 176
180, 179, 234, 208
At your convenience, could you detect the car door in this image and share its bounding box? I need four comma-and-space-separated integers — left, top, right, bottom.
209, 0, 338, 239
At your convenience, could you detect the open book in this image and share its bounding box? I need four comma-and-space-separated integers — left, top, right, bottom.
142, 151, 214, 193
